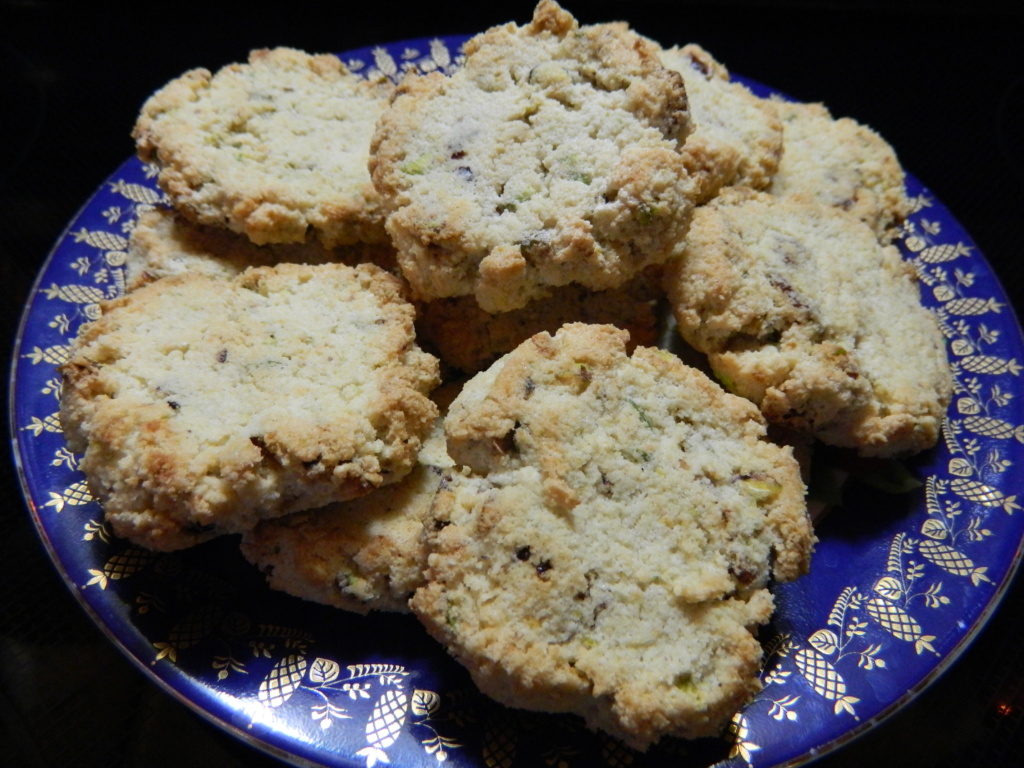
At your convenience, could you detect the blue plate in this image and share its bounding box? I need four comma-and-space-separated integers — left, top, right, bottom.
10, 35, 1024, 768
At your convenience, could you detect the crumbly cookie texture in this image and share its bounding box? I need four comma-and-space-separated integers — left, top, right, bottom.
416, 267, 663, 373
657, 43, 783, 202
768, 98, 911, 242
240, 415, 454, 614
59, 262, 439, 551
664, 188, 952, 457
411, 323, 814, 750
125, 206, 397, 291
370, 0, 699, 312
133, 47, 393, 247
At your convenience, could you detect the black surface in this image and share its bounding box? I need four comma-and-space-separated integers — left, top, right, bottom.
3, 2, 1023, 766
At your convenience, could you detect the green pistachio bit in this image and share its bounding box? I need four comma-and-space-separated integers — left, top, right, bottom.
673, 673, 698, 693
714, 371, 736, 393
400, 153, 433, 175
738, 476, 783, 502
627, 398, 654, 429
634, 201, 656, 225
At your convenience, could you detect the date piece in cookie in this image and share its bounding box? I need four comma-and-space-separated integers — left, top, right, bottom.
768, 98, 912, 242
240, 414, 454, 614
370, 0, 699, 313
59, 262, 440, 551
411, 323, 814, 750
133, 47, 393, 247
125, 207, 397, 292
664, 188, 952, 457
658, 43, 784, 203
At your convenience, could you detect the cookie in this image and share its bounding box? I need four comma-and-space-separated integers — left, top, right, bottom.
133, 47, 393, 247
768, 98, 911, 242
125, 206, 397, 291
370, 0, 699, 312
657, 43, 784, 202
240, 412, 454, 614
411, 323, 813, 750
59, 262, 440, 551
663, 188, 951, 456
416, 268, 662, 373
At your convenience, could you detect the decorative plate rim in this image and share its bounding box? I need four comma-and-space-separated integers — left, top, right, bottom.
10, 33, 1024, 768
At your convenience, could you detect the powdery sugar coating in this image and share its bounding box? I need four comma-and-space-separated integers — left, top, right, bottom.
133, 47, 393, 247
370, 0, 699, 312
59, 263, 439, 551
412, 324, 814, 750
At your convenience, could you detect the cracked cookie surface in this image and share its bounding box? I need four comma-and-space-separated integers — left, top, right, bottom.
411, 323, 813, 750
60, 262, 439, 551
370, 0, 699, 312
664, 188, 951, 456
133, 47, 393, 247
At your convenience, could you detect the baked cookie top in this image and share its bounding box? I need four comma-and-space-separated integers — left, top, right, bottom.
411, 323, 813, 749
370, 0, 698, 312
133, 47, 393, 247
768, 98, 911, 242
240, 414, 454, 614
664, 188, 952, 456
124, 207, 397, 292
59, 262, 439, 551
658, 43, 784, 202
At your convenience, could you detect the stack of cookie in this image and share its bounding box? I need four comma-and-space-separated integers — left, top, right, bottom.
58, 0, 951, 752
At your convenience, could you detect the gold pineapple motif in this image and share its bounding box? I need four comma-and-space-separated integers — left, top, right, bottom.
357, 688, 410, 767
482, 712, 518, 768
961, 415, 1024, 441
22, 344, 71, 366
942, 297, 1004, 316
71, 227, 129, 252
109, 178, 165, 205
365, 688, 409, 749
950, 478, 1019, 512
44, 479, 92, 511
258, 654, 309, 708
793, 647, 859, 717
167, 603, 224, 651
958, 354, 1022, 376
41, 282, 107, 304
864, 598, 937, 655
919, 540, 991, 585
914, 242, 973, 264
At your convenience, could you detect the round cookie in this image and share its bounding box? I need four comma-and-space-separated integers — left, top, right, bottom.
663, 188, 952, 456
411, 323, 814, 750
59, 262, 440, 551
133, 47, 393, 247
240, 414, 454, 614
125, 206, 397, 292
370, 0, 699, 312
657, 43, 784, 203
768, 98, 911, 242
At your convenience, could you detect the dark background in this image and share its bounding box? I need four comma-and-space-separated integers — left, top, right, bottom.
2, 1, 1023, 766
